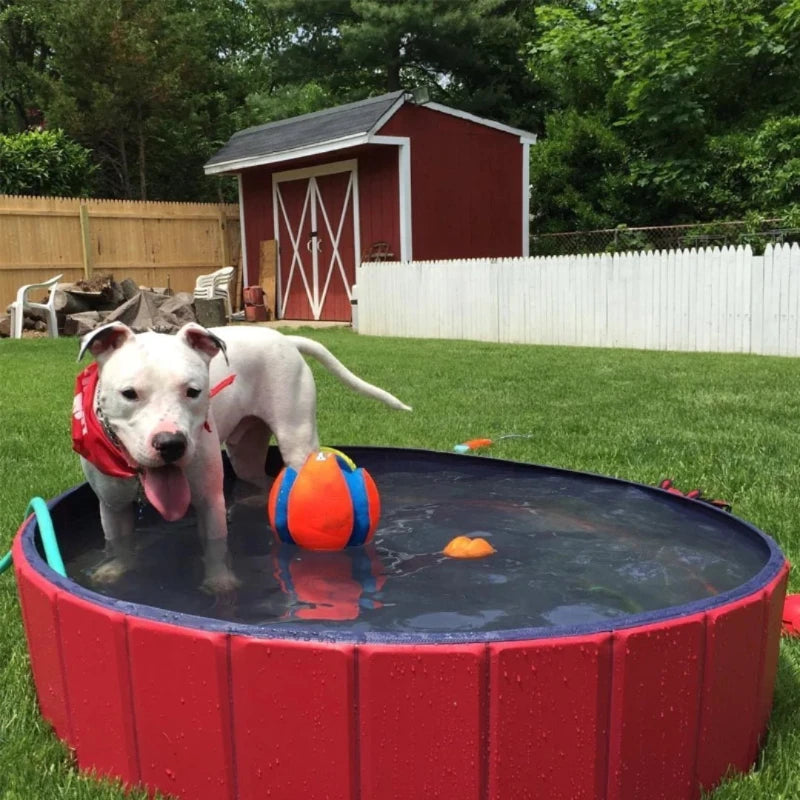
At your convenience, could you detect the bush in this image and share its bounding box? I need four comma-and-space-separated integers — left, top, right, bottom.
0, 129, 95, 196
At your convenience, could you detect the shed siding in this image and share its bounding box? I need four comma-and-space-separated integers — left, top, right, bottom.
240, 164, 273, 287
358, 146, 400, 262
379, 104, 522, 260
240, 145, 400, 291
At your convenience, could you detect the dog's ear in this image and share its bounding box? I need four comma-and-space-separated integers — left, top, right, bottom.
178, 323, 229, 365
78, 322, 135, 363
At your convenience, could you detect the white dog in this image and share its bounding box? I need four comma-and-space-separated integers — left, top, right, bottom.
72, 321, 411, 591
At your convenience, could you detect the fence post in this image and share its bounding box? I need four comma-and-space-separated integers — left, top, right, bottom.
218, 207, 230, 267
79, 203, 92, 279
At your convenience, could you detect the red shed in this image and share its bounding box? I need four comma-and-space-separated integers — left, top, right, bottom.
205, 91, 536, 321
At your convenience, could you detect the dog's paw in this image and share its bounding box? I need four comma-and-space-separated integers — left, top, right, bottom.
90, 558, 129, 585
201, 566, 241, 596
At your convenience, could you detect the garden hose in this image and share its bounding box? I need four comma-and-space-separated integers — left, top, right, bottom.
0, 497, 66, 578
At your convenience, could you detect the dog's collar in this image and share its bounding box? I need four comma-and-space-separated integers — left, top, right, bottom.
95, 402, 124, 450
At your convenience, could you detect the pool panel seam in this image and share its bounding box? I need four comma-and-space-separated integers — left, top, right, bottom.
479, 643, 489, 800
750, 592, 769, 767
122, 614, 143, 787
52, 590, 75, 746
690, 610, 709, 797
226, 634, 240, 800
353, 645, 362, 800
601, 632, 615, 800
754, 570, 785, 746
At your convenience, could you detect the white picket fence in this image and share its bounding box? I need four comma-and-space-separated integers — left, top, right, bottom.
357, 244, 800, 355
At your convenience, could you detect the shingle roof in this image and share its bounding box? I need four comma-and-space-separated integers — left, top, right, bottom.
205, 91, 405, 171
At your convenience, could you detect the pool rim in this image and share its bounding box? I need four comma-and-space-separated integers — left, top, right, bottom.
19, 446, 787, 645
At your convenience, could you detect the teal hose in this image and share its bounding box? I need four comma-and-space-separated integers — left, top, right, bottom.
28, 497, 66, 577
0, 496, 66, 578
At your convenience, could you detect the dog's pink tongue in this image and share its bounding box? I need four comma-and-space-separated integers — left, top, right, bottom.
142, 466, 191, 521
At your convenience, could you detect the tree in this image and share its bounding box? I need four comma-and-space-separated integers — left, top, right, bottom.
527, 0, 800, 229
35, 0, 255, 200
0, 0, 49, 131
0, 128, 95, 195
240, 0, 540, 131
528, 110, 631, 233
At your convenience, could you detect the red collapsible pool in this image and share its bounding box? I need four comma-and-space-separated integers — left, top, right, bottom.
13, 447, 788, 800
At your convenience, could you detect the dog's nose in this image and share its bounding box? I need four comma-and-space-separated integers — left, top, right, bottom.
152, 432, 187, 463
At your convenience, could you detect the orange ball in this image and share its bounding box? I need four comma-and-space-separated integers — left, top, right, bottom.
268, 450, 381, 550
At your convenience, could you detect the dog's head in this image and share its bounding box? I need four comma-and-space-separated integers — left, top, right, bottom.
79, 322, 227, 468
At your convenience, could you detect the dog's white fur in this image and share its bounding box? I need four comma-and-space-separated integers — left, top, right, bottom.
79, 322, 410, 591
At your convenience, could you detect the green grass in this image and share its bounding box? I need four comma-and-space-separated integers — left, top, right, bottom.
2, 329, 800, 799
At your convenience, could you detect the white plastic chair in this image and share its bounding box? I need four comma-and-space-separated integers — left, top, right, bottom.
9, 273, 63, 339
193, 266, 234, 320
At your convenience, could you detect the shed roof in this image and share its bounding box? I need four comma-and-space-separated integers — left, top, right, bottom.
205, 91, 536, 175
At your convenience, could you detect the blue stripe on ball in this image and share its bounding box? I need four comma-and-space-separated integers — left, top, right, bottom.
344, 468, 371, 547
274, 466, 298, 544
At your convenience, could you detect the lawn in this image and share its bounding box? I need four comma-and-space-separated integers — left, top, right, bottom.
1, 328, 800, 799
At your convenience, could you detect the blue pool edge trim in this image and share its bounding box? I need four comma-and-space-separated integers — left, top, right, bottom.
18, 446, 789, 646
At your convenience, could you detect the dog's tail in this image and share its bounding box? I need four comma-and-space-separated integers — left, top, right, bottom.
285, 335, 412, 411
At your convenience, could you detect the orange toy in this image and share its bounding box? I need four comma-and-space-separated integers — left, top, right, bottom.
453, 434, 533, 454
268, 450, 380, 550
443, 535, 497, 559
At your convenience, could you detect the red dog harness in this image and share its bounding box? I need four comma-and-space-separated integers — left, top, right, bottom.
71, 363, 235, 478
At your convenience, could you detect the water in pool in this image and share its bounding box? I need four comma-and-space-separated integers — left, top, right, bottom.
61, 452, 768, 635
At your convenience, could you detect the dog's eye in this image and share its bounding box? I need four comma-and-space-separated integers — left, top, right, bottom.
120, 388, 138, 400
186, 387, 201, 399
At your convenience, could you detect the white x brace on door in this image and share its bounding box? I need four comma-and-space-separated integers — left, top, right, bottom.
272, 159, 360, 321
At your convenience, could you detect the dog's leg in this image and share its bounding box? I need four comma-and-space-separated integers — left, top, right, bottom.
272, 416, 319, 471
268, 359, 320, 471
82, 459, 139, 583
185, 425, 239, 594
225, 416, 272, 489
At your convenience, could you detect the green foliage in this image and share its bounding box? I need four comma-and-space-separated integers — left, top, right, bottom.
0, 128, 95, 196
0, 0, 49, 131
33, 0, 255, 201
0, 0, 796, 224
238, 81, 336, 129
529, 110, 631, 232
748, 116, 800, 210
236, 0, 539, 131
602, 225, 653, 254
528, 0, 800, 231
529, 4, 617, 115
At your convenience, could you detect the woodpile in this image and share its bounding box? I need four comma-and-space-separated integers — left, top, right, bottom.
0, 273, 199, 337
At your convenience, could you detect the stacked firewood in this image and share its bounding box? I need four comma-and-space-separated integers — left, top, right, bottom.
1, 273, 198, 337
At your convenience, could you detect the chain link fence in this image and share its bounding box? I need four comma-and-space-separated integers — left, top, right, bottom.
530, 219, 800, 256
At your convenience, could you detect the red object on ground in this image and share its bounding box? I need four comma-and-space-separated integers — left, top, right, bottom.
658, 479, 732, 511
461, 438, 494, 451
12, 523, 789, 800
244, 305, 268, 322
242, 286, 265, 306
782, 593, 800, 636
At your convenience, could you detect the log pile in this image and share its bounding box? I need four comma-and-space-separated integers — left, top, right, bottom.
1, 273, 199, 337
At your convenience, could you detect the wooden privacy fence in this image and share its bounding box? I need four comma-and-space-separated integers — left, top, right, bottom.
0, 194, 240, 310
357, 244, 800, 356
